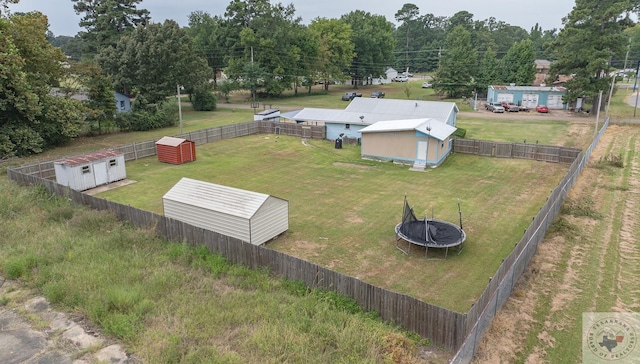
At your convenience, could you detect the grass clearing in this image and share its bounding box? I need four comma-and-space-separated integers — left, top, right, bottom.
0, 177, 442, 363
97, 134, 570, 312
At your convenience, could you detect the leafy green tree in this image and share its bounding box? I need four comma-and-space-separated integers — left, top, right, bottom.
433, 25, 477, 98
475, 48, 500, 96
71, 0, 149, 57
192, 84, 217, 111
500, 39, 536, 85
308, 18, 354, 90
223, 0, 310, 97
187, 11, 227, 88
0, 12, 83, 158
549, 0, 638, 109
341, 10, 395, 87
395, 3, 420, 73
97, 20, 210, 104
191, 83, 217, 111
75, 62, 116, 134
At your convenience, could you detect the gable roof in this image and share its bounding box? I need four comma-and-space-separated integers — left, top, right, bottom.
156, 136, 190, 147
359, 118, 456, 141
163, 177, 277, 220
54, 150, 123, 167
282, 99, 458, 126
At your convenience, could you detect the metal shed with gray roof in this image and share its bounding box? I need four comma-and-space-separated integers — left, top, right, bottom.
162, 178, 289, 246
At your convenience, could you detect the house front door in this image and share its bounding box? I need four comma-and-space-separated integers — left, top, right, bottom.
417, 141, 428, 162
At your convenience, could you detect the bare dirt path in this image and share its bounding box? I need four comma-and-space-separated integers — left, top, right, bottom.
473, 124, 640, 363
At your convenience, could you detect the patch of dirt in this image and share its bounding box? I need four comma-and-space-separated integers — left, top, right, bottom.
473, 125, 639, 362
332, 162, 377, 170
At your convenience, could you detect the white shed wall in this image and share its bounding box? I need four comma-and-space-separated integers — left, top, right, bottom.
163, 199, 252, 242
250, 197, 289, 245
54, 163, 96, 191
54, 154, 126, 191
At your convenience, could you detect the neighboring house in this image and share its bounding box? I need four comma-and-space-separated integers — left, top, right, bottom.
282, 98, 459, 141
359, 118, 457, 168
114, 91, 131, 112
487, 85, 568, 110
50, 88, 131, 113
534, 59, 552, 86
384, 67, 398, 84
253, 109, 280, 122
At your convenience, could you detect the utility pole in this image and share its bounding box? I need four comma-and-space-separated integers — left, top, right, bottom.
177, 84, 183, 134
594, 90, 602, 139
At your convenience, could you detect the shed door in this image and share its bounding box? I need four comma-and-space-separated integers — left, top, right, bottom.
522, 94, 539, 108
416, 141, 428, 161
93, 161, 108, 186
497, 93, 513, 103
547, 95, 563, 109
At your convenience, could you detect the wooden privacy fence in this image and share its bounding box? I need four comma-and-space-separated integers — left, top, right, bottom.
450, 118, 610, 363
5, 169, 467, 351
6, 117, 602, 358
10, 121, 326, 178
453, 139, 581, 164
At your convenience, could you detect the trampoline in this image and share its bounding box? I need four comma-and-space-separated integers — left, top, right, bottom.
395, 197, 466, 259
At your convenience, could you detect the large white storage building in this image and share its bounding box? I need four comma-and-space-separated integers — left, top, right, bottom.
54, 150, 126, 191
162, 178, 289, 246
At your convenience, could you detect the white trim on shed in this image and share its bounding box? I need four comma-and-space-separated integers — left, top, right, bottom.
162, 178, 289, 246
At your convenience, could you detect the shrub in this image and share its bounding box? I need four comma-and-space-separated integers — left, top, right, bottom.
191, 84, 217, 111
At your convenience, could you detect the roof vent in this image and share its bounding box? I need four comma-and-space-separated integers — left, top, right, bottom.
415, 102, 418, 107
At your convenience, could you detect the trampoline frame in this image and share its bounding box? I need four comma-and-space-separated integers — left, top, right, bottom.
395, 221, 466, 259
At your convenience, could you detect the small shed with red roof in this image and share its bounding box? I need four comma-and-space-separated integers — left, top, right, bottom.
155, 136, 196, 165
54, 150, 126, 191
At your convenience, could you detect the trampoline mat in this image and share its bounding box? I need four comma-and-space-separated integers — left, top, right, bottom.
399, 219, 464, 246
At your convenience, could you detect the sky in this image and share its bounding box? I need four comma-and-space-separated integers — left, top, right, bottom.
8, 0, 576, 37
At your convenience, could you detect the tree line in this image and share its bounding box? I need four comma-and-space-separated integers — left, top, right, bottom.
1, 0, 639, 158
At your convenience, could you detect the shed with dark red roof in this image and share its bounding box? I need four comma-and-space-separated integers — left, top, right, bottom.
54, 150, 126, 191
155, 136, 196, 165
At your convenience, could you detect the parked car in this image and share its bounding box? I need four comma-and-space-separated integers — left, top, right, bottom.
393, 76, 409, 82
421, 82, 432, 88
536, 104, 549, 113
501, 102, 520, 112
341, 92, 362, 101
486, 102, 505, 113
518, 105, 530, 112
402, 72, 414, 77
370, 91, 385, 98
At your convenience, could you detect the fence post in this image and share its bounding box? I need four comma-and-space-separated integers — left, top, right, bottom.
133, 142, 138, 160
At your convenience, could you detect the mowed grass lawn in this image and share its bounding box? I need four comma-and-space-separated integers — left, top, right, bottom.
98, 134, 571, 313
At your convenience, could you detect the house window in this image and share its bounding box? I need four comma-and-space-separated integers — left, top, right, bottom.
441, 142, 445, 148
81, 166, 91, 174
109, 159, 117, 167
120, 100, 125, 110
345, 124, 351, 130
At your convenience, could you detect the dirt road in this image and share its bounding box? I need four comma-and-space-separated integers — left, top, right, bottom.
473, 124, 640, 362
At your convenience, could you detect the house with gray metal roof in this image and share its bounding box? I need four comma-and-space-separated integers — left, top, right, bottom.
487, 85, 567, 110
282, 98, 459, 141
359, 118, 457, 168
